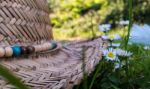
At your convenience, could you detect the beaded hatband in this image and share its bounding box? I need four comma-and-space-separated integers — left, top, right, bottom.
0, 42, 57, 57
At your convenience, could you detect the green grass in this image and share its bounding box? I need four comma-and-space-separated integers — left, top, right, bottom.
0, 64, 29, 89
124, 0, 133, 49
74, 44, 150, 89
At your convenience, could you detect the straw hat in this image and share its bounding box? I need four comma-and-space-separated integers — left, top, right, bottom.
0, 0, 107, 89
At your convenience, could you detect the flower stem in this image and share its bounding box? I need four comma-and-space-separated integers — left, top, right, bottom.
125, 0, 133, 79
125, 0, 133, 49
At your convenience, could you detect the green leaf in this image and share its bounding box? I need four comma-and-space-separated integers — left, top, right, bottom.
0, 64, 29, 89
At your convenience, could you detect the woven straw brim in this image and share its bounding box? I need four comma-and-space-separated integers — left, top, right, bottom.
0, 37, 107, 89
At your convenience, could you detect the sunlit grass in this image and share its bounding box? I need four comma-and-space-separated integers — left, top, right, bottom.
53, 28, 102, 41
53, 27, 128, 41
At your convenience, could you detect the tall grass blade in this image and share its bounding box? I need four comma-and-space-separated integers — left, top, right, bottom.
0, 64, 29, 89
81, 47, 88, 89
89, 62, 102, 89
125, 0, 133, 49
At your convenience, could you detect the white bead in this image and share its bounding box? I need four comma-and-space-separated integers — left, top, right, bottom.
48, 43, 52, 49
34, 45, 41, 52
45, 44, 49, 50
42, 44, 47, 51
0, 47, 5, 57
34, 43, 53, 52
38, 45, 43, 52
43, 43, 51, 50
5, 47, 13, 57
34, 45, 39, 52
49, 43, 52, 49
43, 43, 47, 48
46, 43, 52, 49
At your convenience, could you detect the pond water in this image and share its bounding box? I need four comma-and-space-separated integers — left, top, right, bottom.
129, 24, 150, 45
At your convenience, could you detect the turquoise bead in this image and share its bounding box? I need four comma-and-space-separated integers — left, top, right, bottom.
51, 42, 57, 49
12, 45, 21, 57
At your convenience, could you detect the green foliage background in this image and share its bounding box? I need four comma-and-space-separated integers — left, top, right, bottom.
48, 0, 150, 40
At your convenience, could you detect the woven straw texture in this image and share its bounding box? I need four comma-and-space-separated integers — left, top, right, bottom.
0, 0, 52, 45
0, 37, 107, 89
0, 0, 107, 89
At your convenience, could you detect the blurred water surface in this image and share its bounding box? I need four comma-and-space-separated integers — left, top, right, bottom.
130, 24, 150, 45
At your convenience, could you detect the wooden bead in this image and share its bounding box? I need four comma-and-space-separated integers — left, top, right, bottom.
47, 43, 52, 49
20, 46, 28, 54
43, 43, 49, 50
5, 47, 13, 57
0, 47, 5, 57
44, 43, 51, 50
50, 43, 53, 49
34, 45, 39, 52
37, 45, 42, 52
26, 46, 35, 54
41, 44, 46, 51
34, 45, 41, 52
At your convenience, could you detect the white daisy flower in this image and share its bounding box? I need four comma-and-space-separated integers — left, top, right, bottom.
114, 62, 120, 69
116, 48, 132, 57
144, 46, 150, 50
103, 48, 117, 61
114, 61, 126, 69
98, 24, 111, 32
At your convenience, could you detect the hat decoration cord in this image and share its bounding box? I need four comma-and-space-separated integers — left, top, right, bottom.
0, 42, 58, 58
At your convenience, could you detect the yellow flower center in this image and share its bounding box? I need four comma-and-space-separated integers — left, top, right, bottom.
107, 52, 115, 58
